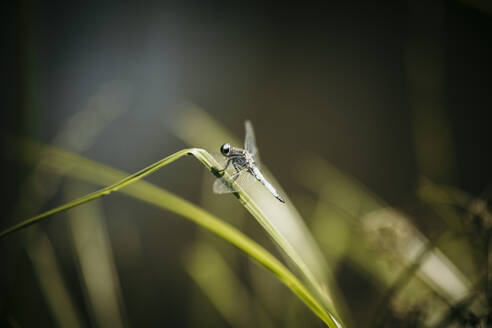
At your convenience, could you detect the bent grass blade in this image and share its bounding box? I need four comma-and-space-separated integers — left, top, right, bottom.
3, 141, 340, 328
173, 106, 343, 324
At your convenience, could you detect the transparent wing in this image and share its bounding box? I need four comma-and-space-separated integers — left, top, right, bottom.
213, 174, 239, 194
244, 120, 261, 168
213, 170, 258, 194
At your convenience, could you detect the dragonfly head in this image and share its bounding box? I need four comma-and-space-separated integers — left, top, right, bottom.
220, 143, 231, 157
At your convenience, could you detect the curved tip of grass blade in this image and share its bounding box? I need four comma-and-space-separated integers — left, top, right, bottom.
173, 109, 346, 324
3, 143, 342, 327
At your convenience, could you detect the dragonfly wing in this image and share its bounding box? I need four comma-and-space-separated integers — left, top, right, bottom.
244, 120, 261, 168
244, 120, 257, 155
253, 151, 261, 169
213, 170, 242, 194
234, 170, 257, 189
213, 176, 238, 194
213, 170, 258, 194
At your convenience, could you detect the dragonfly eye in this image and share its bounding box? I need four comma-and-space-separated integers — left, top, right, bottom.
220, 143, 231, 156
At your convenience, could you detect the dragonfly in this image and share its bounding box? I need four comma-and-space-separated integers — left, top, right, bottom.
213, 120, 285, 203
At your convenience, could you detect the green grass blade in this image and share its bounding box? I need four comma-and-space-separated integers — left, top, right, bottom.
4, 141, 340, 327
24, 231, 83, 328
173, 107, 343, 323
66, 184, 126, 328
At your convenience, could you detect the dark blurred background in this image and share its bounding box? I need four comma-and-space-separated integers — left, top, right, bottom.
1, 0, 492, 327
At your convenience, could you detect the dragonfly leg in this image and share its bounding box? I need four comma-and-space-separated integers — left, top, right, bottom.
220, 158, 232, 173
232, 163, 241, 182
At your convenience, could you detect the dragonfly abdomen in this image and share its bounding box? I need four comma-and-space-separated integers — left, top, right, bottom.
251, 167, 285, 203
